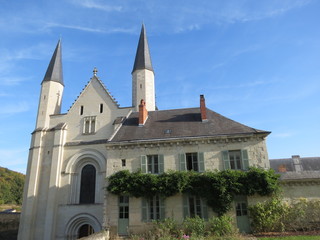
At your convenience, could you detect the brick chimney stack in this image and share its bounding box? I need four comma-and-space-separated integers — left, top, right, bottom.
200, 95, 207, 122
139, 99, 148, 126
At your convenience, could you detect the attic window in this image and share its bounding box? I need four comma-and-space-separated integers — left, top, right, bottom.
100, 104, 103, 113
164, 129, 172, 134
83, 116, 96, 134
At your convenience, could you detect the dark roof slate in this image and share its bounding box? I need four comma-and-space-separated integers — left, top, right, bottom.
110, 108, 269, 142
132, 24, 153, 73
270, 157, 320, 172
42, 40, 64, 86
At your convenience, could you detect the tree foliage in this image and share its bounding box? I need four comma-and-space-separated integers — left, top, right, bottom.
107, 168, 279, 215
0, 167, 25, 205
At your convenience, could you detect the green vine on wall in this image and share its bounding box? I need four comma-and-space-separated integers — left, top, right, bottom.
106, 168, 280, 216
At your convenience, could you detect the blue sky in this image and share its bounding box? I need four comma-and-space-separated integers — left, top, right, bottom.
0, 0, 319, 174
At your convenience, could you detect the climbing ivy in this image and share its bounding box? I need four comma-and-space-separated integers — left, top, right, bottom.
106, 168, 280, 215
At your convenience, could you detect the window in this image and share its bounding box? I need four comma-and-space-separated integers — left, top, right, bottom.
100, 103, 103, 113
121, 159, 126, 167
80, 105, 84, 115
236, 202, 248, 216
142, 196, 165, 221
183, 195, 208, 219
119, 196, 129, 219
140, 155, 164, 174
79, 164, 96, 204
83, 116, 96, 134
222, 150, 249, 170
179, 152, 205, 172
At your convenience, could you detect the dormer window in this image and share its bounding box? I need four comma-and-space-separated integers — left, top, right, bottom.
83, 116, 96, 134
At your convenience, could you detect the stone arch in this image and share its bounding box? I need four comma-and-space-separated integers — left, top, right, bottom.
65, 213, 101, 240
64, 149, 106, 204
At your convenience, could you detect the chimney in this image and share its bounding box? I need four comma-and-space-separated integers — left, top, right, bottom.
292, 155, 303, 172
139, 99, 148, 126
200, 95, 207, 122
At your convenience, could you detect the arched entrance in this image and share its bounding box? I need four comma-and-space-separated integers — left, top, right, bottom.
65, 214, 101, 240
78, 224, 94, 238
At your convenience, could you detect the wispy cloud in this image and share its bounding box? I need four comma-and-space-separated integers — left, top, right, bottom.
72, 0, 123, 12
0, 148, 28, 174
43, 22, 135, 34
0, 102, 30, 115
0, 76, 30, 86
273, 132, 295, 138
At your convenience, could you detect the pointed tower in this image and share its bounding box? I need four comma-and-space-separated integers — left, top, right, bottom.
132, 24, 156, 111
36, 40, 64, 128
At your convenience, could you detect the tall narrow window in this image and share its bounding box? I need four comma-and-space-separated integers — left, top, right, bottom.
100, 103, 103, 113
83, 116, 96, 134
183, 195, 208, 220
80, 105, 84, 115
79, 164, 96, 204
142, 196, 165, 221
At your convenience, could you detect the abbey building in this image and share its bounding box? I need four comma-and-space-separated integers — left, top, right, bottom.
18, 25, 271, 239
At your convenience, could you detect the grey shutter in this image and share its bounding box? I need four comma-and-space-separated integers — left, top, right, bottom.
183, 195, 189, 218
222, 151, 230, 170
201, 198, 208, 220
159, 154, 164, 173
198, 152, 205, 172
179, 153, 187, 171
241, 149, 249, 170
141, 198, 148, 222
140, 155, 147, 173
160, 197, 165, 220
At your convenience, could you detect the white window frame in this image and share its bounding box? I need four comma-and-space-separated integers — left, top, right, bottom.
83, 116, 96, 134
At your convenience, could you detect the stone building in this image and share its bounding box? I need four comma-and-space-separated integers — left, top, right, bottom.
18, 25, 271, 239
270, 155, 320, 200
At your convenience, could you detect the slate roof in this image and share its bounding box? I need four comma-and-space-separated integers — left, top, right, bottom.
270, 157, 320, 172
42, 40, 64, 86
110, 107, 269, 143
132, 24, 154, 73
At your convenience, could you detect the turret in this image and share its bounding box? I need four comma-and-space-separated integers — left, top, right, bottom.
132, 24, 156, 112
35, 40, 64, 129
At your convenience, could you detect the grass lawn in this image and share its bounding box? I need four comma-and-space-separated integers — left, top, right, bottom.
259, 236, 320, 240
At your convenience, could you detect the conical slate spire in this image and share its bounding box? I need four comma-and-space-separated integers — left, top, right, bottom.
42, 40, 64, 86
132, 24, 154, 73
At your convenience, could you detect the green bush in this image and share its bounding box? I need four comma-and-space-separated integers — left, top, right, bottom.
249, 197, 320, 233
249, 197, 288, 232
207, 215, 237, 237
182, 216, 206, 237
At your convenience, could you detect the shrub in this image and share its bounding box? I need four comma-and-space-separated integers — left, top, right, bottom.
207, 215, 237, 236
249, 197, 288, 232
182, 216, 206, 237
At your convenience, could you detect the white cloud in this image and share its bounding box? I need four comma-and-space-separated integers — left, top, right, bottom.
0, 102, 30, 115
273, 132, 295, 138
73, 0, 123, 12
0, 148, 28, 174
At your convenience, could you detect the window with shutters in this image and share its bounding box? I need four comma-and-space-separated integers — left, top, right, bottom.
222, 150, 249, 170
183, 195, 208, 220
140, 155, 164, 174
179, 152, 205, 172
141, 196, 165, 222
83, 116, 96, 134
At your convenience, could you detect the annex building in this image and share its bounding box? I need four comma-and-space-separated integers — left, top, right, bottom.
19, 25, 272, 239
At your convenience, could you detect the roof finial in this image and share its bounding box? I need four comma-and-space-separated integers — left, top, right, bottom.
93, 67, 98, 76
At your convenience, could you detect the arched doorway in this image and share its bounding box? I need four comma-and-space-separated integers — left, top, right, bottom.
78, 224, 94, 238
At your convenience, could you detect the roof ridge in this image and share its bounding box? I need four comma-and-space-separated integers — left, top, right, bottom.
67, 75, 120, 113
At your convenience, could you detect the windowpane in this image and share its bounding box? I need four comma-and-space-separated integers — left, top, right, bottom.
147, 155, 159, 174
229, 151, 242, 170
79, 164, 96, 204
186, 153, 198, 171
